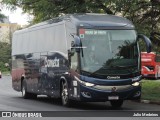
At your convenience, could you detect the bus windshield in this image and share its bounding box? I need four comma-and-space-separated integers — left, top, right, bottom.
79, 29, 139, 76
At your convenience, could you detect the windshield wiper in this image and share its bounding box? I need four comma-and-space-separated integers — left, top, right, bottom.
110, 65, 137, 68
109, 65, 138, 76
81, 69, 105, 77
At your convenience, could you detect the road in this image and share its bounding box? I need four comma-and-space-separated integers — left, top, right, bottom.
0, 75, 159, 120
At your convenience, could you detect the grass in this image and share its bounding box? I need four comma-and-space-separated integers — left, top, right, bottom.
2, 71, 10, 76
141, 79, 160, 102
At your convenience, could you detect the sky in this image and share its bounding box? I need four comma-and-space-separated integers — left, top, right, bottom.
1, 6, 32, 25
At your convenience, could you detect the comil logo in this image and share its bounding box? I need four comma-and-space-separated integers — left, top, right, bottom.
2, 112, 11, 117
111, 87, 117, 92
107, 76, 120, 79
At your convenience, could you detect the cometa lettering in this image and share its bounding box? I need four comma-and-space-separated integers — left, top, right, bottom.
45, 57, 59, 67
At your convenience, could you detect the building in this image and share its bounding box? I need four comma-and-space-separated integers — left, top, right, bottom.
0, 17, 20, 43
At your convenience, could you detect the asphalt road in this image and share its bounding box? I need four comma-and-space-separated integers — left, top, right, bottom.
0, 75, 159, 120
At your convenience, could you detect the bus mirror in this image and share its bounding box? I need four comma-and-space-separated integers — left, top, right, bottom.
138, 34, 152, 53
74, 35, 81, 47
70, 34, 81, 52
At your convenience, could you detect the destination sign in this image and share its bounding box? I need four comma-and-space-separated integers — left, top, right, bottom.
85, 30, 107, 35
79, 29, 107, 38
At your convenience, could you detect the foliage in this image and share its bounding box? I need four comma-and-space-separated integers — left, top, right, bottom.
0, 62, 10, 72
1, 0, 113, 23
0, 12, 6, 22
2, 0, 160, 32
0, 42, 11, 72
0, 5, 6, 22
1, 0, 160, 51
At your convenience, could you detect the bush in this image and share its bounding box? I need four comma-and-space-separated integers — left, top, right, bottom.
0, 62, 10, 72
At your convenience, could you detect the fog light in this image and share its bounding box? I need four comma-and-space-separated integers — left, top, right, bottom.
134, 91, 141, 97
81, 92, 91, 98
132, 82, 140, 86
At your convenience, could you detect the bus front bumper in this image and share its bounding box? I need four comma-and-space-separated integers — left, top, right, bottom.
75, 84, 141, 102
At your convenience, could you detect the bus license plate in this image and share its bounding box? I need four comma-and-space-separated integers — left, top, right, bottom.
108, 96, 119, 100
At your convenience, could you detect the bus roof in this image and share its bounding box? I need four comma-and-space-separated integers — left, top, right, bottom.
71, 13, 134, 28
14, 13, 134, 34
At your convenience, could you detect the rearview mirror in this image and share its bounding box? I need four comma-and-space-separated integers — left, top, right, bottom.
74, 35, 81, 48
137, 34, 152, 53
70, 34, 81, 52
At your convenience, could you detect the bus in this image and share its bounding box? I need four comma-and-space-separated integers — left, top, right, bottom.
141, 52, 160, 79
12, 13, 152, 108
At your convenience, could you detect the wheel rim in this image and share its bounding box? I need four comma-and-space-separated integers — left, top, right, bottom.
22, 85, 25, 97
62, 83, 68, 104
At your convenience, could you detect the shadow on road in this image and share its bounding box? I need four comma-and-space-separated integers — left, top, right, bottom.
14, 95, 130, 110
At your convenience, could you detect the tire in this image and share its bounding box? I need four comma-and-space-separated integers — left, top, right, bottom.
22, 81, 37, 99
61, 81, 70, 107
110, 100, 123, 109
155, 73, 159, 80
31, 93, 37, 99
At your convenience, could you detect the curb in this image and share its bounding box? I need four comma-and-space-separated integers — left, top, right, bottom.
137, 100, 160, 105
141, 100, 150, 104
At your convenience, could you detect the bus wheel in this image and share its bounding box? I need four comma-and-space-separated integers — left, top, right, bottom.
22, 81, 31, 99
155, 73, 158, 80
61, 81, 70, 106
110, 100, 123, 109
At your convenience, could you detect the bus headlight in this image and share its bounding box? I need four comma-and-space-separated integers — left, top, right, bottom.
74, 76, 95, 87
83, 82, 95, 87
132, 75, 142, 82
132, 82, 140, 86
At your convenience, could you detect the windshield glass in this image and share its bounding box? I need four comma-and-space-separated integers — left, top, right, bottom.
79, 29, 139, 76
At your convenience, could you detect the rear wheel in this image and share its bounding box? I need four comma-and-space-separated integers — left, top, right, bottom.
22, 81, 37, 99
110, 100, 123, 108
61, 81, 70, 106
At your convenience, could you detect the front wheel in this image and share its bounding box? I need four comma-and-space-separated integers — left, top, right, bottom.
110, 100, 123, 109
61, 82, 71, 107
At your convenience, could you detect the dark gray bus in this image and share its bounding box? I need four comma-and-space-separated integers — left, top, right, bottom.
12, 13, 151, 108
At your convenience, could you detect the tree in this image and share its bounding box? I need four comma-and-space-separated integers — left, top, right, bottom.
2, 0, 160, 51
0, 11, 6, 22
0, 41, 11, 72
1, 0, 114, 23
0, 2, 6, 22
2, 0, 160, 32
